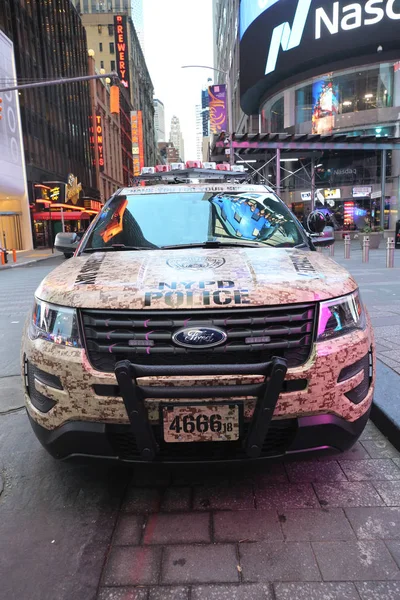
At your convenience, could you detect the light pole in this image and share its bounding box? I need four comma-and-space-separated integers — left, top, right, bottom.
181, 65, 234, 165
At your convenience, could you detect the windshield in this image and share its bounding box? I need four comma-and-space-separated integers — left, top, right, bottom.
82, 191, 306, 251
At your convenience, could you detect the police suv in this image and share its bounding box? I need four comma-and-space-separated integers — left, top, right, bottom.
22, 163, 375, 462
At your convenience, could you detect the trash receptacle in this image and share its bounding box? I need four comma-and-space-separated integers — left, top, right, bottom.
396, 220, 400, 250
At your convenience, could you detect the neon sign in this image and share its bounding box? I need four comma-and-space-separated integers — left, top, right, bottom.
131, 111, 144, 177
114, 15, 130, 89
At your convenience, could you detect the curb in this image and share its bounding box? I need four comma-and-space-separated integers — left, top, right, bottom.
0, 254, 59, 271
370, 360, 400, 452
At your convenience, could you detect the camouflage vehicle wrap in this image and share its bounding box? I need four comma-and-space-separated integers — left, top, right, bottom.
22, 183, 375, 463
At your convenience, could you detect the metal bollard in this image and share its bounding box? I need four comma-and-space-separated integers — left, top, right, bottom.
386, 237, 395, 268
329, 243, 335, 257
362, 236, 370, 263
344, 235, 351, 259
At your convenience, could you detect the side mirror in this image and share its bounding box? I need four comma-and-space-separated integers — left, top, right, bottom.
54, 232, 79, 259
306, 211, 326, 234
55, 232, 78, 246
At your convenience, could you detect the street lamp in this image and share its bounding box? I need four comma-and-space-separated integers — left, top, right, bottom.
181, 65, 234, 165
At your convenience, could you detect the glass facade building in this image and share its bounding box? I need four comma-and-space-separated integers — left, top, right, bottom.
256, 61, 400, 231
0, 0, 99, 248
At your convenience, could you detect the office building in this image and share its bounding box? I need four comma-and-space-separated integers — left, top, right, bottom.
154, 98, 166, 143
73, 3, 157, 166
169, 116, 185, 162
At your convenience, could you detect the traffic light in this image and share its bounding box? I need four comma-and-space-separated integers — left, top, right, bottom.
110, 85, 119, 114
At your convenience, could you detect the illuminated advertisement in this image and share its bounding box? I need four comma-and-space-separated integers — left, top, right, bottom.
114, 15, 130, 89
0, 31, 27, 199
90, 114, 105, 172
209, 85, 227, 134
240, 0, 400, 115
131, 111, 144, 177
353, 186, 372, 198
312, 79, 338, 134
344, 201, 355, 228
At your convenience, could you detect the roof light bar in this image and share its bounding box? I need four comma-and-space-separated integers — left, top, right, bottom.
155, 164, 171, 172
216, 163, 231, 171
141, 166, 156, 174
203, 162, 217, 170
186, 160, 203, 169
170, 162, 185, 170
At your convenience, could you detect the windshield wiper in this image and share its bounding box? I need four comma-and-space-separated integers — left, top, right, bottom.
82, 245, 155, 253
161, 240, 266, 250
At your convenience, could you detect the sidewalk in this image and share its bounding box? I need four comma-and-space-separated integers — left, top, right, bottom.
327, 240, 400, 450
0, 248, 60, 270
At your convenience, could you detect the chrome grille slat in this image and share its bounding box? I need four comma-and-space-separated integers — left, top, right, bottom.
81, 305, 316, 372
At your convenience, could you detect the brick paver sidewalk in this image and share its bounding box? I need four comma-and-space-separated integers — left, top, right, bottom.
96, 421, 400, 600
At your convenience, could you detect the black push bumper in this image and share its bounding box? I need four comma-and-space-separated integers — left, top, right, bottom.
27, 357, 371, 463
28, 409, 371, 464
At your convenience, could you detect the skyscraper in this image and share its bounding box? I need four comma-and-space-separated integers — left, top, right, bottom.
169, 116, 185, 162
154, 99, 166, 143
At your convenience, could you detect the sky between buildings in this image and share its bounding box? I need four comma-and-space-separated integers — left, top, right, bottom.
143, 0, 214, 160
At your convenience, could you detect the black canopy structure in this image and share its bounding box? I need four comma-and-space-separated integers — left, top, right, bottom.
211, 133, 400, 224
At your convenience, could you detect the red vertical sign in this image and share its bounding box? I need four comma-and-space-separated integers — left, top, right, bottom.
114, 15, 130, 89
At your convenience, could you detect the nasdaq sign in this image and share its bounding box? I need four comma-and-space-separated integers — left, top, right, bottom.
240, 0, 400, 115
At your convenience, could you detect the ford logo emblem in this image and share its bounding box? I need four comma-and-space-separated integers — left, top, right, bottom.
172, 327, 227, 349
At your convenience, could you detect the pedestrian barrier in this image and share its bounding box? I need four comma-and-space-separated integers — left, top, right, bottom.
362, 236, 369, 263
344, 235, 351, 259
386, 238, 395, 268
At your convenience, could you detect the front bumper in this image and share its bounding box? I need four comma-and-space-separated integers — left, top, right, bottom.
27, 408, 371, 463
23, 319, 375, 432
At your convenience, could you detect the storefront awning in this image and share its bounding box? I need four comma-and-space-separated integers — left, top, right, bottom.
33, 212, 92, 221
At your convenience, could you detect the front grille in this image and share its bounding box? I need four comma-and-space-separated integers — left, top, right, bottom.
106, 419, 298, 462
81, 304, 316, 373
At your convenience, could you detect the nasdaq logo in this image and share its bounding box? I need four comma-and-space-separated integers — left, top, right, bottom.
265, 0, 400, 75
265, 0, 312, 75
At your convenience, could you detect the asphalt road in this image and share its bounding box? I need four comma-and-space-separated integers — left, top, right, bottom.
1, 252, 400, 600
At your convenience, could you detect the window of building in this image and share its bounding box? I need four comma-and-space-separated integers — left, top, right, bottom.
100, 60, 104, 69
111, 60, 115, 71
99, 42, 103, 52
108, 24, 114, 36
109, 42, 115, 54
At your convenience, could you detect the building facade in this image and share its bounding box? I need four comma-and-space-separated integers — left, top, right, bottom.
213, 0, 400, 231
1, 0, 100, 250
213, 0, 242, 132
169, 116, 185, 162
88, 55, 124, 202
154, 98, 166, 143
74, 3, 157, 169
158, 142, 180, 165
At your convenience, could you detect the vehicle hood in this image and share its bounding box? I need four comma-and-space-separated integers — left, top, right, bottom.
36, 248, 357, 310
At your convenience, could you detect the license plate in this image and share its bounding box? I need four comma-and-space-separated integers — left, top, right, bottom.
162, 404, 240, 443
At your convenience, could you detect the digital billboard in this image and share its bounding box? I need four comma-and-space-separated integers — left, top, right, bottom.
312, 79, 339, 134
240, 0, 400, 115
208, 85, 227, 134
0, 32, 27, 199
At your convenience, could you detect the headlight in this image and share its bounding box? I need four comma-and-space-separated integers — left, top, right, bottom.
29, 299, 81, 347
317, 290, 365, 341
